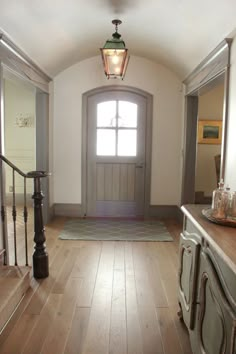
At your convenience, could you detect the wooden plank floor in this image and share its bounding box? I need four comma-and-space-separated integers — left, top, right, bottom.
0, 217, 192, 354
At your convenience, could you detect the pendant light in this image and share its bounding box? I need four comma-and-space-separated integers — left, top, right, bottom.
100, 19, 129, 79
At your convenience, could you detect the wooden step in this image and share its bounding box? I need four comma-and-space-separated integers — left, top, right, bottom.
0, 266, 31, 333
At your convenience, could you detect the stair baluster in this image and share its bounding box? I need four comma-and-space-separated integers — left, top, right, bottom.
23, 177, 29, 266
0, 154, 49, 278
12, 169, 18, 266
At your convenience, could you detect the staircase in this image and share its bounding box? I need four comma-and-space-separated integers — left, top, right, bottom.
0, 260, 31, 332
0, 154, 50, 333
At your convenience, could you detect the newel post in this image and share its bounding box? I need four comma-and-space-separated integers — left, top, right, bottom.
27, 171, 50, 279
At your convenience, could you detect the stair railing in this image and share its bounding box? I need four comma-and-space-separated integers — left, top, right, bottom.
0, 154, 49, 278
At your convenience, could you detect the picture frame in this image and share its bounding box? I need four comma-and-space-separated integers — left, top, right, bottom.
197, 120, 222, 144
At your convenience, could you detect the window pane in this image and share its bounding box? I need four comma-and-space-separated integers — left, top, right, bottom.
118, 101, 137, 127
118, 130, 137, 156
97, 101, 116, 127
97, 129, 116, 156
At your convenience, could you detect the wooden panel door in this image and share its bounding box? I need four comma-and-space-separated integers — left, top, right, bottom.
86, 90, 147, 217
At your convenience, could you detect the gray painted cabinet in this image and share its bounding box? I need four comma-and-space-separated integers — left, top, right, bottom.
178, 205, 236, 354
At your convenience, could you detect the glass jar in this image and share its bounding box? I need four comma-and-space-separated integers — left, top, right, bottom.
231, 191, 236, 218
211, 180, 229, 219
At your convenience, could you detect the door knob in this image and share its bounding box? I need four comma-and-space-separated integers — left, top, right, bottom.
136, 163, 144, 168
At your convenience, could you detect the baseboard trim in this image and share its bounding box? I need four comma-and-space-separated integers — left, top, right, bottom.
149, 205, 183, 223
53, 203, 183, 221
54, 203, 83, 217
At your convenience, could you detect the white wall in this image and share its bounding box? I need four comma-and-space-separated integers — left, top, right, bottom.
49, 81, 54, 207
4, 78, 36, 195
53, 55, 184, 206
225, 36, 236, 191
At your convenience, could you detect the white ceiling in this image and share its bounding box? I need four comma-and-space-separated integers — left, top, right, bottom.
0, 0, 236, 79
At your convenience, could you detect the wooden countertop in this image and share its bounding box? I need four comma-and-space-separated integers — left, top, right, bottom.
181, 204, 236, 273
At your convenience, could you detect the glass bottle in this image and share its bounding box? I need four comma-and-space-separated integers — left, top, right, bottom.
225, 185, 231, 217
231, 191, 236, 218
211, 179, 228, 219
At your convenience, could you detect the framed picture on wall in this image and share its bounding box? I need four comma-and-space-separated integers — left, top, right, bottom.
197, 120, 222, 144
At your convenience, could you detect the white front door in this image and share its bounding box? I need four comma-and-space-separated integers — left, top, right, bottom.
86, 90, 147, 217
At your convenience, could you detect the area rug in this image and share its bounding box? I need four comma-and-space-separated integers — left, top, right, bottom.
59, 219, 173, 241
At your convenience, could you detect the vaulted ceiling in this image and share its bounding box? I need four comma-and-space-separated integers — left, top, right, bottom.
0, 0, 235, 79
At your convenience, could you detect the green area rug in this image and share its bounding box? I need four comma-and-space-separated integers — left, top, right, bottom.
59, 219, 173, 241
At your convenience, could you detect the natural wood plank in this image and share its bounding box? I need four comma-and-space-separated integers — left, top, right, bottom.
52, 248, 79, 294
64, 307, 91, 354
114, 242, 125, 270
82, 303, 111, 354
154, 242, 180, 307
82, 242, 115, 353
41, 278, 82, 354
156, 307, 183, 354
109, 244, 127, 353
138, 305, 164, 354
0, 313, 38, 354
22, 293, 62, 354
125, 243, 143, 354
132, 242, 155, 307
109, 307, 127, 354
71, 241, 102, 278
25, 247, 70, 315
0, 277, 39, 348
132, 242, 164, 353
72, 242, 101, 307
146, 242, 168, 308
126, 273, 143, 354
92, 242, 115, 305
169, 304, 193, 354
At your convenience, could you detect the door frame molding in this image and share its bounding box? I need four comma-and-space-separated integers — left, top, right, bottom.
82, 85, 153, 217
0, 52, 51, 224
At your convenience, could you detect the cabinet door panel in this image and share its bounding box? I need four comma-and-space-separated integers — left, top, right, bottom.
178, 232, 200, 329
196, 251, 236, 354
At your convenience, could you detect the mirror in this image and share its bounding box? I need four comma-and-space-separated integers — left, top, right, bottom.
195, 79, 225, 204
181, 39, 232, 205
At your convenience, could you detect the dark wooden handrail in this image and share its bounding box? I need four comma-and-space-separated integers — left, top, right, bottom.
0, 154, 50, 278
0, 154, 27, 177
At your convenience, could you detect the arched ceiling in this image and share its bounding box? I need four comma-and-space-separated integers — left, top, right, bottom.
0, 0, 235, 79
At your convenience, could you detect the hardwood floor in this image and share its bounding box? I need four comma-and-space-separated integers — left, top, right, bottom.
0, 217, 192, 354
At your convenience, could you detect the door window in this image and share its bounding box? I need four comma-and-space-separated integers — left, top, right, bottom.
96, 100, 137, 156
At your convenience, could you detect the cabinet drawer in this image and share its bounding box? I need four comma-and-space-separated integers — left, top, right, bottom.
204, 245, 236, 310
184, 216, 202, 238
178, 232, 201, 329
194, 250, 236, 354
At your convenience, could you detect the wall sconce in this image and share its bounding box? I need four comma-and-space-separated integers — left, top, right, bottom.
15, 114, 34, 128
100, 19, 129, 79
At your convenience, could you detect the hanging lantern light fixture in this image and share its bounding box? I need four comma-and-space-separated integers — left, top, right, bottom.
100, 19, 129, 79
